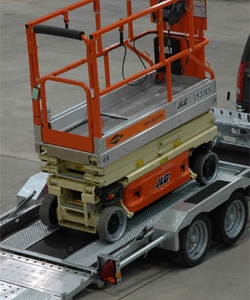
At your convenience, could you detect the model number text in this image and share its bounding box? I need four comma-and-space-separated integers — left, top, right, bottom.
193, 86, 212, 101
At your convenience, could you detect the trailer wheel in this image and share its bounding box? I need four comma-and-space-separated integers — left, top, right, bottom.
193, 152, 219, 185
98, 207, 127, 243
40, 194, 59, 228
211, 192, 248, 245
168, 214, 212, 267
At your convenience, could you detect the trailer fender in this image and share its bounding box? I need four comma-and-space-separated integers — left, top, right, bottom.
152, 172, 250, 251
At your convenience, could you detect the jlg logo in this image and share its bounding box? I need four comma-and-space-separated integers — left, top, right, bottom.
155, 172, 170, 189
177, 97, 188, 109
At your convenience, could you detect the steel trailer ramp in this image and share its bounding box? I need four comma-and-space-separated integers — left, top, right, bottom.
0, 252, 94, 300
0, 281, 59, 300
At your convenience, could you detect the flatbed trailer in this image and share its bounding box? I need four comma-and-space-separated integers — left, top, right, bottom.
0, 146, 249, 299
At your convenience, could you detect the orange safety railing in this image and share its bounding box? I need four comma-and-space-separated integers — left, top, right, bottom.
26, 0, 214, 153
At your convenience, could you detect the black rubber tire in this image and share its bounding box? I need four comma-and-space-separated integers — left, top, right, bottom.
193, 152, 219, 185
98, 206, 127, 243
211, 192, 248, 245
167, 214, 212, 267
40, 194, 60, 228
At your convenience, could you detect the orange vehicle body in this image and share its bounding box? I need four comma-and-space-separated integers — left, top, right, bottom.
123, 151, 190, 212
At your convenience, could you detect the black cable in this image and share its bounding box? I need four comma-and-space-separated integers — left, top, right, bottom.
121, 44, 127, 82
121, 39, 148, 86
178, 34, 189, 75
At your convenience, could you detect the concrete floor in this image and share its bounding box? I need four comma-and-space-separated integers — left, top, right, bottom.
0, 0, 249, 299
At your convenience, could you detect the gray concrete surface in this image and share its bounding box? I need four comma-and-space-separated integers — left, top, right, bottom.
0, 1, 249, 299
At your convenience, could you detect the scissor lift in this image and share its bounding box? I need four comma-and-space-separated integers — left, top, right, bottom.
25, 0, 219, 242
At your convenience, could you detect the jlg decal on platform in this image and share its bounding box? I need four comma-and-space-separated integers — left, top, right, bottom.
106, 109, 166, 149
155, 172, 170, 189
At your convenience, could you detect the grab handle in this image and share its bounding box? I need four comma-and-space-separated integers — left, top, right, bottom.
33, 25, 84, 40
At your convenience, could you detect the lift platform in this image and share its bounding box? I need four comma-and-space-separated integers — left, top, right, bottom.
26, 0, 216, 167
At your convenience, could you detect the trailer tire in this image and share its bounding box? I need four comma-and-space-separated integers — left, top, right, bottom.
98, 207, 127, 243
40, 194, 59, 228
167, 214, 212, 267
193, 152, 219, 185
211, 192, 248, 245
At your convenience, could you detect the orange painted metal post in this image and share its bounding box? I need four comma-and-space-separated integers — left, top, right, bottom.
187, 0, 195, 49
127, 0, 134, 41
63, 10, 69, 28
89, 38, 102, 138
39, 80, 49, 130
156, 8, 165, 64
32, 90, 42, 126
94, 0, 103, 52
166, 63, 173, 103
104, 53, 111, 88
25, 27, 40, 90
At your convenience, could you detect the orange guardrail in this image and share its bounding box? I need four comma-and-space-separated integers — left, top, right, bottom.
26, 0, 213, 153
